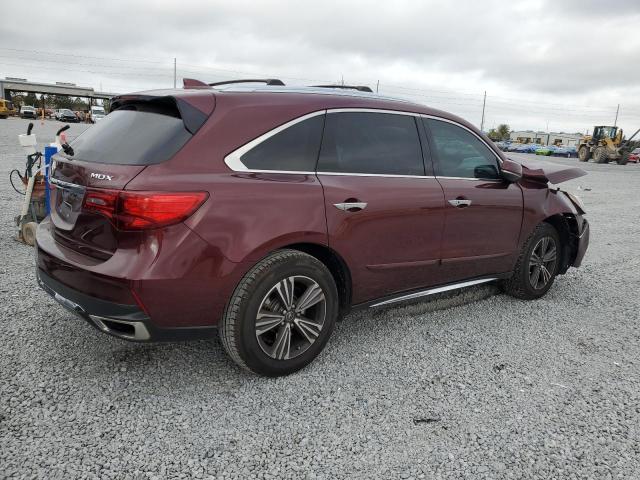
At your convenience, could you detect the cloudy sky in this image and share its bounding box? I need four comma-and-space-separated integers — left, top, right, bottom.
1, 0, 640, 134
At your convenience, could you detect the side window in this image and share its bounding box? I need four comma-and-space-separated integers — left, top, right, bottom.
426, 119, 500, 179
240, 115, 324, 171
317, 112, 425, 176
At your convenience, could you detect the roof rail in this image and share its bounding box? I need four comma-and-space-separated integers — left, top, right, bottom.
312, 84, 374, 93
208, 78, 285, 87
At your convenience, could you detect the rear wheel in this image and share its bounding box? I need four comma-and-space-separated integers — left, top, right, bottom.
502, 223, 560, 300
577, 146, 590, 162
220, 249, 339, 376
617, 152, 629, 165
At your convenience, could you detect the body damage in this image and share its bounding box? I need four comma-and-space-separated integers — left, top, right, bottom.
511, 156, 588, 185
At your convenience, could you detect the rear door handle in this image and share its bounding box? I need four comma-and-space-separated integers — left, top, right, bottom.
334, 202, 368, 212
448, 199, 472, 208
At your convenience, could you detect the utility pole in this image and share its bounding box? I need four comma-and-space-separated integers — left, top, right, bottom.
173, 58, 177, 88
614, 104, 619, 126
480, 91, 486, 132
376, 80, 379, 93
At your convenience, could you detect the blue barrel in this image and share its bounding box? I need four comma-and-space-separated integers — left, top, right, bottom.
44, 146, 58, 216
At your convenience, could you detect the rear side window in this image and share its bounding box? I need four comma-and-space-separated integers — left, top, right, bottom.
240, 115, 324, 172
317, 112, 424, 175
66, 109, 191, 165
426, 119, 500, 179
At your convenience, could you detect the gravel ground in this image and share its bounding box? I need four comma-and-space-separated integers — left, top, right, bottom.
1, 118, 640, 479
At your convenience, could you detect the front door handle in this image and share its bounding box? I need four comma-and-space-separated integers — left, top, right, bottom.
334, 202, 368, 212
448, 199, 472, 208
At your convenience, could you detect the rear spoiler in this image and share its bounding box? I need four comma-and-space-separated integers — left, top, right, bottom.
109, 93, 215, 135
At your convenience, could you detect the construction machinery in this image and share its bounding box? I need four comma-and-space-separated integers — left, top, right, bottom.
577, 125, 640, 165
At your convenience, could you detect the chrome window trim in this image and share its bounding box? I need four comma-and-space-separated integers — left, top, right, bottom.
437, 176, 503, 182
223, 107, 503, 178
224, 110, 326, 173
326, 108, 419, 117
318, 172, 436, 179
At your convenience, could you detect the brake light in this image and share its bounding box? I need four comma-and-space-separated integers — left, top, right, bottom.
82, 189, 208, 230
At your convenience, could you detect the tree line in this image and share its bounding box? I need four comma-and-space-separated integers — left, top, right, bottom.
487, 124, 511, 141
8, 92, 107, 111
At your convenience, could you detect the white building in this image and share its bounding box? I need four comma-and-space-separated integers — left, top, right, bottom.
510, 130, 583, 147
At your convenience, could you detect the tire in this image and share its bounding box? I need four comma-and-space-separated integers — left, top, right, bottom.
617, 152, 629, 165
578, 146, 590, 162
594, 147, 609, 164
502, 223, 561, 300
21, 222, 38, 246
220, 249, 339, 376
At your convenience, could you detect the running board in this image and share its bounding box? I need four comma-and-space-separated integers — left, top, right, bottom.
369, 278, 498, 308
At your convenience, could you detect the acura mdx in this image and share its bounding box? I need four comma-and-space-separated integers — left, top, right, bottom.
36, 80, 590, 376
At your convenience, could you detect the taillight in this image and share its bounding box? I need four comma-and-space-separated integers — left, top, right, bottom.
82, 189, 208, 230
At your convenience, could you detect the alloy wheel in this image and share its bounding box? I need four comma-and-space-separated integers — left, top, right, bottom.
255, 276, 327, 360
529, 236, 557, 290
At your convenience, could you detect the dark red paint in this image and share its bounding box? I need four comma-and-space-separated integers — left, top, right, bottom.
36, 87, 589, 338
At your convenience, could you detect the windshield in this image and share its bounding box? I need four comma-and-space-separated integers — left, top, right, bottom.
596, 126, 617, 138
92, 107, 105, 114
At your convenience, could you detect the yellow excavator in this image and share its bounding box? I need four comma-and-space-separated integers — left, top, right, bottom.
577, 125, 640, 165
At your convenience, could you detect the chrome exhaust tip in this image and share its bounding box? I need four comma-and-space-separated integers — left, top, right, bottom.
89, 315, 151, 341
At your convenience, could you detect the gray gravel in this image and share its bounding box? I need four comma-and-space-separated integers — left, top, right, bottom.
1, 118, 640, 479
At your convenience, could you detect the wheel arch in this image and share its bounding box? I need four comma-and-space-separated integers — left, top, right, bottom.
282, 242, 353, 317
543, 214, 580, 274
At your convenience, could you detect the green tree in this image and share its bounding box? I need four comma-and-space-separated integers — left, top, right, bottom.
497, 124, 511, 140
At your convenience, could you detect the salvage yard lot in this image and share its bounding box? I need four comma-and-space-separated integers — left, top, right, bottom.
1, 118, 639, 478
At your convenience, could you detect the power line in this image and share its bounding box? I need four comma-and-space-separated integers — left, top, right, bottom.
0, 47, 168, 64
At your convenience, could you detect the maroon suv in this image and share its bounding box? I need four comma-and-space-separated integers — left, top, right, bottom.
36, 80, 589, 376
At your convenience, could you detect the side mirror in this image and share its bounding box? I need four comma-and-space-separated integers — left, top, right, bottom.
500, 159, 522, 182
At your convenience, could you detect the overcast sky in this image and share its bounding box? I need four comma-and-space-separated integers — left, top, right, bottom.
1, 0, 640, 134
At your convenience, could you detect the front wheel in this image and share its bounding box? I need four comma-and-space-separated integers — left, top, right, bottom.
577, 146, 590, 162
502, 223, 560, 300
220, 249, 338, 376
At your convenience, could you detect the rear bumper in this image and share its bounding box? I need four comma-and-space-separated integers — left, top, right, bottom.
37, 268, 217, 342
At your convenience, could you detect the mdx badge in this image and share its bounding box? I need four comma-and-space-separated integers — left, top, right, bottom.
90, 172, 113, 181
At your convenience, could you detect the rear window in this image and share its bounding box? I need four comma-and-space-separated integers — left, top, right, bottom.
66, 109, 191, 165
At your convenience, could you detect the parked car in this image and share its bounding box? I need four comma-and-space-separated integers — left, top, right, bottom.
628, 148, 640, 163
36, 83, 590, 376
553, 146, 577, 158
494, 141, 508, 151
58, 109, 80, 123
20, 105, 37, 119
90, 105, 106, 123
514, 143, 539, 153
535, 145, 555, 156
504, 143, 522, 152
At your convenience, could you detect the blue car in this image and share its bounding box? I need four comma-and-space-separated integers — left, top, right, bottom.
553, 146, 578, 158
514, 144, 539, 153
